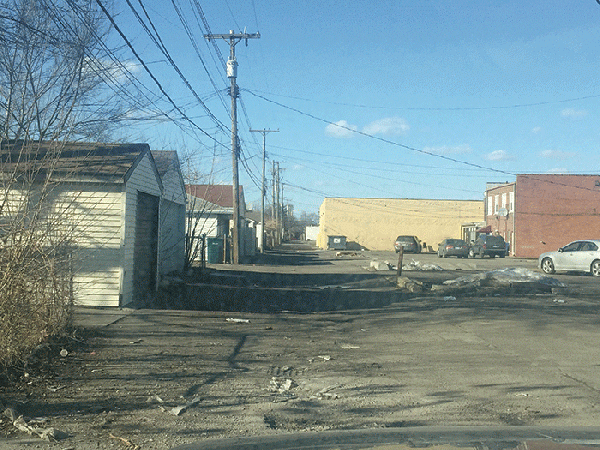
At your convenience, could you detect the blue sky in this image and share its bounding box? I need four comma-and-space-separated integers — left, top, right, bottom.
110, 0, 600, 215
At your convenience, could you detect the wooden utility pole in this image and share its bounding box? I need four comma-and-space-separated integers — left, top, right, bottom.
250, 128, 278, 253
204, 30, 260, 264
275, 162, 281, 245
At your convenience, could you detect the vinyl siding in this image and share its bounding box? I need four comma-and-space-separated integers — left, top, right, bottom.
52, 186, 125, 307
158, 165, 185, 275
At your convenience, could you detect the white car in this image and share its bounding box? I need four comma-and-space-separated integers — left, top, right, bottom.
539, 240, 600, 277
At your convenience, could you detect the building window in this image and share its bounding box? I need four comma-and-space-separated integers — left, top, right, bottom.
509, 191, 515, 212
501, 193, 507, 208
487, 196, 493, 216
494, 195, 499, 213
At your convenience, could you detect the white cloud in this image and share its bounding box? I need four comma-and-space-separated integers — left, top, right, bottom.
362, 117, 409, 136
325, 120, 358, 138
540, 149, 575, 160
561, 108, 587, 118
531, 126, 542, 134
485, 150, 513, 161
423, 144, 472, 155
85, 57, 139, 82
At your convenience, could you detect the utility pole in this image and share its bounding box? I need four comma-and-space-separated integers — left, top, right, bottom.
250, 128, 278, 253
204, 30, 260, 264
281, 182, 285, 242
272, 161, 277, 246
275, 162, 281, 245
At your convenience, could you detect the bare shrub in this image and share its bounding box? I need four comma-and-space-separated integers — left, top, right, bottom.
0, 0, 134, 368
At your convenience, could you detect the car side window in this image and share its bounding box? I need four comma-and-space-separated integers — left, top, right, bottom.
563, 242, 582, 252
580, 242, 598, 251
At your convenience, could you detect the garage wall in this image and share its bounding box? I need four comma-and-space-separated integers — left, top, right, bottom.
317, 198, 484, 252
56, 186, 125, 307
122, 153, 162, 306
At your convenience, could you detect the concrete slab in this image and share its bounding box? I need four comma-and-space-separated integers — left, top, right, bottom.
72, 306, 135, 328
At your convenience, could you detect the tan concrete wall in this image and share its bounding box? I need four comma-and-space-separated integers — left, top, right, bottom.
317, 198, 484, 252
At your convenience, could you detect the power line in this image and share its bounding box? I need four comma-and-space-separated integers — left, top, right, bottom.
250, 89, 600, 112
94, 0, 225, 148
124, 0, 229, 134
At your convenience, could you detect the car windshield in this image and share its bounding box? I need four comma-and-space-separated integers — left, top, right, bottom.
3, 2, 600, 449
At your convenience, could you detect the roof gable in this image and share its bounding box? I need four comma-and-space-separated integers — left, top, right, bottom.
186, 184, 245, 209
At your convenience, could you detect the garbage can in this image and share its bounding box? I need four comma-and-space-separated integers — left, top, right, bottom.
327, 235, 347, 250
206, 237, 224, 264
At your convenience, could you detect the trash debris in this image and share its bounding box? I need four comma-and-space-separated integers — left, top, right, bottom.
167, 405, 186, 416
3, 408, 18, 421
59, 349, 68, 357
270, 377, 297, 393
340, 344, 360, 349
443, 296, 457, 301
129, 339, 143, 344
226, 318, 250, 323
163, 396, 201, 416
146, 394, 164, 404
402, 259, 443, 271
311, 384, 341, 400
109, 433, 141, 450
553, 299, 566, 304
47, 385, 66, 392
318, 355, 332, 361
369, 260, 392, 271
336, 251, 359, 257
11, 415, 67, 442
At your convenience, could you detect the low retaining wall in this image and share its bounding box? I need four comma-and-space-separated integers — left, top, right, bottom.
175, 284, 403, 313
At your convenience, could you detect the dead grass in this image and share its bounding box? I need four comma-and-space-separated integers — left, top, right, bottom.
0, 244, 73, 369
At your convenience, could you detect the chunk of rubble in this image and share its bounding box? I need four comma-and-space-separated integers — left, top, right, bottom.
270, 377, 297, 393
402, 259, 443, 271
444, 267, 564, 288
396, 276, 426, 293
368, 260, 392, 271
433, 267, 565, 296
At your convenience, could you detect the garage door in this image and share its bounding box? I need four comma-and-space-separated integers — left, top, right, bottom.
133, 192, 159, 304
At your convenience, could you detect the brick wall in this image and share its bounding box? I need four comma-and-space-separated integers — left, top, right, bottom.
515, 174, 600, 258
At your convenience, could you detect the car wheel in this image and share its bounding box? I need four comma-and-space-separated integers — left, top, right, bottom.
591, 260, 600, 277
541, 258, 555, 274
468, 248, 475, 258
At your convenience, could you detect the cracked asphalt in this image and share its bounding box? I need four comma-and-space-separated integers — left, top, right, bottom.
2, 243, 600, 449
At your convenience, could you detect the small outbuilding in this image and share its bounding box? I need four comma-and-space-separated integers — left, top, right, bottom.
0, 141, 185, 307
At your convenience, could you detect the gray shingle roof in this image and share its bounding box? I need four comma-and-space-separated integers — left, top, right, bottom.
0, 140, 149, 182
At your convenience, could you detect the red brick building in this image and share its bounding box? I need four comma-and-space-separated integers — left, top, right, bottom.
485, 174, 600, 258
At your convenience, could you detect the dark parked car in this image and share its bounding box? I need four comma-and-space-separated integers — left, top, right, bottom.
468, 234, 506, 258
437, 238, 468, 258
394, 235, 421, 253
